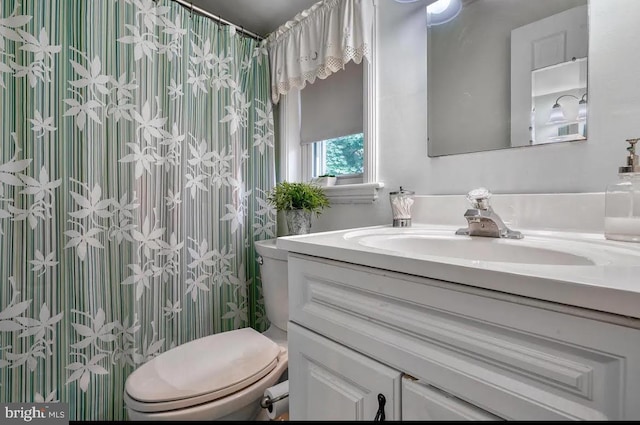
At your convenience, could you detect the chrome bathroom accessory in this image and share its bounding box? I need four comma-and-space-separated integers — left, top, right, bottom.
455, 188, 523, 239
260, 391, 289, 410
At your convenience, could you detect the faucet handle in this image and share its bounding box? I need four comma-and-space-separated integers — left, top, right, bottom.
466, 187, 492, 210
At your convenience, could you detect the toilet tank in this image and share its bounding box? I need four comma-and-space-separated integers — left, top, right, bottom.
254, 239, 288, 332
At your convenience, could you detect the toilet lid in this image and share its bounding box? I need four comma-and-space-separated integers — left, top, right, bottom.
125, 327, 281, 405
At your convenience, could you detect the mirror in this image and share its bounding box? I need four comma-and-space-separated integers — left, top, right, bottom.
427, 0, 589, 157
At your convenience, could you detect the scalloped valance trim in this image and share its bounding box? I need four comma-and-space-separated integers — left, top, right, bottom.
267, 0, 374, 104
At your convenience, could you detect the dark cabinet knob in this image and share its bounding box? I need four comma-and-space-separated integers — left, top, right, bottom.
374, 393, 386, 421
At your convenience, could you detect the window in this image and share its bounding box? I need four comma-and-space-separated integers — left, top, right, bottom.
299, 61, 366, 185
277, 10, 382, 202
311, 133, 365, 180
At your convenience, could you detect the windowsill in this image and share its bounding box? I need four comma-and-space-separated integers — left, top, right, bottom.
321, 182, 385, 204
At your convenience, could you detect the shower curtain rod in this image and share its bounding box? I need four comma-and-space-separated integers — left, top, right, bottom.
171, 0, 264, 41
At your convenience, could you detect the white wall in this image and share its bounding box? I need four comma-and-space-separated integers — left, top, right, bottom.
309, 0, 640, 233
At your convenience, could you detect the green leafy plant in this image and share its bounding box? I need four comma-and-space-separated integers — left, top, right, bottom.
267, 181, 330, 215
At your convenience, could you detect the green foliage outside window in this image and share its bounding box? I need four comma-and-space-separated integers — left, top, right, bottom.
323, 133, 364, 176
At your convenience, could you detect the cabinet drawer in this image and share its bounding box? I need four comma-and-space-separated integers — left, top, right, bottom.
288, 254, 640, 420
402, 376, 500, 420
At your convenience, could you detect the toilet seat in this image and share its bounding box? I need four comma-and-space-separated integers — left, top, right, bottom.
124, 327, 282, 413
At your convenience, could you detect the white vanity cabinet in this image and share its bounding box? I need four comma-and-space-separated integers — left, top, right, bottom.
286, 253, 640, 421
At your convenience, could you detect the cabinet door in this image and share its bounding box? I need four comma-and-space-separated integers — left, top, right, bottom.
402, 376, 501, 421
288, 322, 401, 421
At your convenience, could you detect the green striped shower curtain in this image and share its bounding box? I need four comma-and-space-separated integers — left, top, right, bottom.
0, 0, 276, 420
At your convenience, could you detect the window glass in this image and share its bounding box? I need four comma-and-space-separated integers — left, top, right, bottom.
311, 133, 364, 177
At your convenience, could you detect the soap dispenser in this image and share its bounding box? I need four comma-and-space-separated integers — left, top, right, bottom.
604, 138, 640, 242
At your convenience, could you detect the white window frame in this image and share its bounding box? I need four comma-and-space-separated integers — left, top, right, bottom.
278, 2, 383, 204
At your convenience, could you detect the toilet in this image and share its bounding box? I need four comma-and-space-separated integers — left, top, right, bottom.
123, 238, 289, 421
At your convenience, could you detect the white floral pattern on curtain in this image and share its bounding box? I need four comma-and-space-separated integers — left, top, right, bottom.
0, 0, 275, 420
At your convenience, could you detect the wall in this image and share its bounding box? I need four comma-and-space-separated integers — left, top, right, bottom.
310, 0, 640, 233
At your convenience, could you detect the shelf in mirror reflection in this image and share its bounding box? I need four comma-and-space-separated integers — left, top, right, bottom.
532, 121, 586, 145
544, 134, 587, 144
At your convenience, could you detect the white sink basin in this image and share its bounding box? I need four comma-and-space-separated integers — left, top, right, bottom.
355, 234, 592, 265
343, 227, 640, 266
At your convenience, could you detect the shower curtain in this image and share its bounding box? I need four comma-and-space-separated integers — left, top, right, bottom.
0, 0, 276, 420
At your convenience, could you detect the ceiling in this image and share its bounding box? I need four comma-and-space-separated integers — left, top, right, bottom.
187, 0, 321, 38
185, 0, 482, 38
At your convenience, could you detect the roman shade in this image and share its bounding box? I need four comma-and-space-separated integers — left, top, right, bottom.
300, 61, 363, 144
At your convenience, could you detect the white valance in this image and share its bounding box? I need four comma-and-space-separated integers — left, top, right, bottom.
266, 0, 374, 105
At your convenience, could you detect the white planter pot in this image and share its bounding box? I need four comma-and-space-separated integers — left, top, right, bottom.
314, 176, 337, 187
285, 209, 312, 235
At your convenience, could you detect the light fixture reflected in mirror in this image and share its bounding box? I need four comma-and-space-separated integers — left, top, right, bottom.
577, 93, 588, 121
427, 0, 462, 27
546, 93, 587, 125
547, 101, 570, 125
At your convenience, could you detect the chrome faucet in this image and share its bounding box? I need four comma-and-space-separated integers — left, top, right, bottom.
455, 188, 523, 239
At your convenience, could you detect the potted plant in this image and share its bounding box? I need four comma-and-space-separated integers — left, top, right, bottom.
313, 173, 337, 187
267, 181, 330, 235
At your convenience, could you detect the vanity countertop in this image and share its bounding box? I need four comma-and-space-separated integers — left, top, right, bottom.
276, 224, 640, 320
